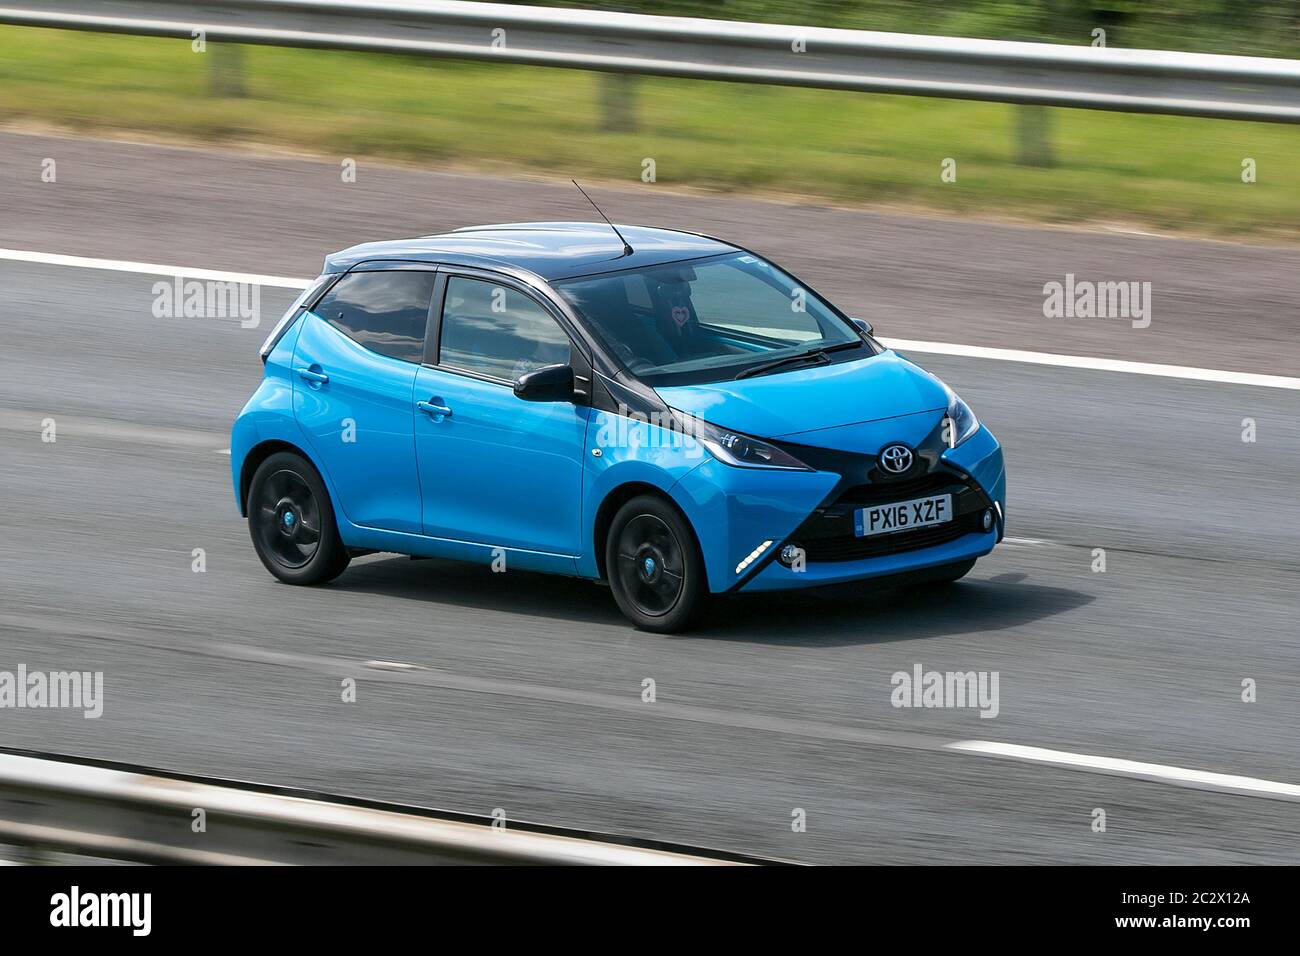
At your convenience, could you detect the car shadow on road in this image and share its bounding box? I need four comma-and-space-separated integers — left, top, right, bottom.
331, 556, 629, 628
693, 572, 1095, 646
331, 557, 1094, 647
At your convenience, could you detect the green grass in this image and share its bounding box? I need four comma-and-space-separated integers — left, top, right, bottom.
1, 26, 1297, 239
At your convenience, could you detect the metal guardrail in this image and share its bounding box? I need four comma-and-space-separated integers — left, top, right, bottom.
0, 0, 1297, 122
0, 751, 761, 865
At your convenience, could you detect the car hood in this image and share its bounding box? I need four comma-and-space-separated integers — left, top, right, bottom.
655, 350, 948, 441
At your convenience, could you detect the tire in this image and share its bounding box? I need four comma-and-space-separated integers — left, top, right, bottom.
247, 451, 350, 586
605, 494, 709, 633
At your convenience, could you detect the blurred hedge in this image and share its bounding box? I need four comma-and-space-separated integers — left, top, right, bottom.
505, 1, 1299, 58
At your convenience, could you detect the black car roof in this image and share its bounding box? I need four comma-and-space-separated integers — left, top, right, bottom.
323, 222, 738, 282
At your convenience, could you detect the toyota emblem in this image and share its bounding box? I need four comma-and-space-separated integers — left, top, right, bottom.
879, 443, 914, 474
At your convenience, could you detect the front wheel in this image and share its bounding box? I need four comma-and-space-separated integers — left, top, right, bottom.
247, 451, 350, 585
606, 495, 709, 633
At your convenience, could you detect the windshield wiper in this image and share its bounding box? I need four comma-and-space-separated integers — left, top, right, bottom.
733, 341, 860, 380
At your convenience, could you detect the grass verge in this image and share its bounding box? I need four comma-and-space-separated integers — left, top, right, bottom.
0, 26, 1296, 240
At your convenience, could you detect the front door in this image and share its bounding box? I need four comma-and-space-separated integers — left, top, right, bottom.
414, 274, 589, 556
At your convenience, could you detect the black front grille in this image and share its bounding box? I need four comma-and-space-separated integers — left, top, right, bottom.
800, 511, 984, 562
791, 468, 991, 564
837, 472, 965, 505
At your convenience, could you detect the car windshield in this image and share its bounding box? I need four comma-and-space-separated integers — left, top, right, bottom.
553, 252, 866, 385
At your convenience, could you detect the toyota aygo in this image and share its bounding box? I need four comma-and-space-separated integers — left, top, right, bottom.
232, 223, 1006, 632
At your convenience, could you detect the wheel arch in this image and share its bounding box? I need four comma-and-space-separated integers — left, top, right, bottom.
239, 439, 313, 516
592, 480, 705, 588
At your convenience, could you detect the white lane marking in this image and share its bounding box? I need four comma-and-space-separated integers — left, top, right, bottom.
0, 247, 309, 290
364, 660, 427, 672
1099, 225, 1168, 239
217, 448, 231, 455
188, 641, 1300, 806
947, 740, 1300, 801
1002, 536, 1046, 545
4, 605, 1293, 808
4, 247, 1296, 390
883, 337, 1300, 391
0, 408, 217, 448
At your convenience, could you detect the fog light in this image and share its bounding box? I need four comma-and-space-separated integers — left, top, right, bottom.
779, 544, 803, 567
982, 508, 994, 531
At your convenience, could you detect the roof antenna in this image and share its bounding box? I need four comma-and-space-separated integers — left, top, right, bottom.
572, 179, 633, 257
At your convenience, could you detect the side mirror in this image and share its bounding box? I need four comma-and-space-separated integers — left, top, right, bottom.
850, 317, 875, 336
514, 363, 575, 403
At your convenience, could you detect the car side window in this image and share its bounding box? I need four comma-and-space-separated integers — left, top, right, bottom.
310, 270, 436, 364
438, 277, 572, 382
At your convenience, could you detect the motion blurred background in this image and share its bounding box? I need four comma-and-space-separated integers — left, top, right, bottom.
1, 0, 1298, 237
1, 1, 1298, 866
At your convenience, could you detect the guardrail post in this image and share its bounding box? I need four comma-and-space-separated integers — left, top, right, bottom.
1014, 104, 1055, 167
599, 72, 638, 132
596, 2, 638, 132
208, 43, 247, 98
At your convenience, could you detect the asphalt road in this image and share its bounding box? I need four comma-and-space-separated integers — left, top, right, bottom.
1, 132, 1298, 863
1, 128, 1298, 376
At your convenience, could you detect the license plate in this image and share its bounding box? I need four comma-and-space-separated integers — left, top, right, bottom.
855, 493, 953, 537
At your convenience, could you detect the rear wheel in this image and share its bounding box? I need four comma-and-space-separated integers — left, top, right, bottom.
606, 495, 708, 633
247, 451, 350, 585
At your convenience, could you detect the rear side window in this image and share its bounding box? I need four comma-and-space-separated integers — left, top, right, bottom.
310, 270, 436, 364
438, 277, 571, 381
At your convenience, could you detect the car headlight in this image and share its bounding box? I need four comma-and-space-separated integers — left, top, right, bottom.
692, 419, 812, 471
943, 386, 979, 448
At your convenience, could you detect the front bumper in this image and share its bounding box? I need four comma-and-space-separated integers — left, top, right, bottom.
670, 419, 1005, 594
740, 526, 997, 591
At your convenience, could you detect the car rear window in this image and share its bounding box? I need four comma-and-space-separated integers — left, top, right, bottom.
310, 270, 436, 364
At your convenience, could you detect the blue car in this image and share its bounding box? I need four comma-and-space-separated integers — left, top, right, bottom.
232, 223, 1005, 632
